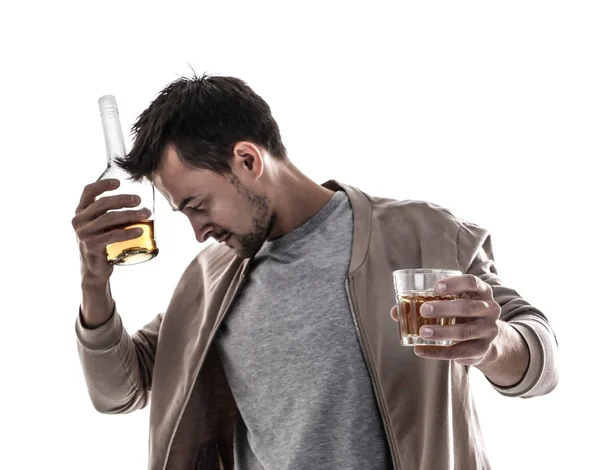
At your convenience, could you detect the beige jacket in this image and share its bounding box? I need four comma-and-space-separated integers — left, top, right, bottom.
76, 180, 559, 470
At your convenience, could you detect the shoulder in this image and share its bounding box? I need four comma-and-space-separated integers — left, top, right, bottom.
369, 194, 465, 233
365, 191, 492, 267
364, 187, 491, 249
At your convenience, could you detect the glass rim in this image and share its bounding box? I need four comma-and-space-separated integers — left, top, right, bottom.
393, 268, 462, 276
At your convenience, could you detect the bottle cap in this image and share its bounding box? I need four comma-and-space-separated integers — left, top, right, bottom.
98, 95, 119, 114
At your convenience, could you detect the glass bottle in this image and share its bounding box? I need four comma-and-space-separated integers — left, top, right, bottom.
96, 95, 159, 266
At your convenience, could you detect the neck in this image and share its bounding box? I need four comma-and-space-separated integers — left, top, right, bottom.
266, 165, 335, 240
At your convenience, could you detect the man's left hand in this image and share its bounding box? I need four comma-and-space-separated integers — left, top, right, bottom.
390, 274, 501, 366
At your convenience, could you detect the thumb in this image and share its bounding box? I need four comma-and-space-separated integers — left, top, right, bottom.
390, 304, 399, 322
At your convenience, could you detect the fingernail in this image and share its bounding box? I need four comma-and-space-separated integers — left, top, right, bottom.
435, 282, 447, 293
420, 327, 433, 338
111, 179, 120, 187
421, 304, 434, 316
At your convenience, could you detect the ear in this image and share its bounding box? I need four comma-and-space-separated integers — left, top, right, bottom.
231, 141, 264, 179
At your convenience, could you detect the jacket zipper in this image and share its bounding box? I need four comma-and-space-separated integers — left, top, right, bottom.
345, 278, 398, 470
162, 268, 248, 470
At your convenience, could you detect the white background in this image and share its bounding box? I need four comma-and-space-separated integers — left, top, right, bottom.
1, 1, 598, 469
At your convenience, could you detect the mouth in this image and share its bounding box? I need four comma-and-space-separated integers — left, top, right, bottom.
217, 233, 231, 244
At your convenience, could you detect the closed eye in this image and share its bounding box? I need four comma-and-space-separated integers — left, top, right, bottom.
186, 199, 209, 212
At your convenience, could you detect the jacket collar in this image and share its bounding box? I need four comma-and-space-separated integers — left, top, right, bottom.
322, 179, 372, 276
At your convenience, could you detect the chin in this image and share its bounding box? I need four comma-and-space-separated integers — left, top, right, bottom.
225, 239, 247, 259
232, 246, 253, 259
231, 245, 258, 260
228, 233, 266, 259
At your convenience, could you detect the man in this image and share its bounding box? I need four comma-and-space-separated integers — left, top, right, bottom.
73, 74, 559, 470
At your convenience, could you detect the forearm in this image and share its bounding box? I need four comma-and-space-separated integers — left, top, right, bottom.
476, 320, 530, 387
76, 309, 152, 414
76, 274, 160, 414
459, 223, 559, 397
81, 274, 115, 328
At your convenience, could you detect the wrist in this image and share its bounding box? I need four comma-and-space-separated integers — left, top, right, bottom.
80, 274, 114, 329
477, 338, 500, 371
81, 272, 110, 289
476, 320, 530, 387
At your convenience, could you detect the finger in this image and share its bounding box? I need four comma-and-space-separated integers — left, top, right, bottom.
390, 305, 398, 321
76, 179, 120, 212
414, 339, 490, 361
455, 357, 483, 366
419, 318, 497, 342
85, 226, 144, 253
434, 274, 492, 298
85, 194, 142, 220
73, 194, 144, 231
420, 298, 499, 319
78, 208, 151, 239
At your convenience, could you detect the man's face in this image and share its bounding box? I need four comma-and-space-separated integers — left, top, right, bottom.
153, 143, 273, 258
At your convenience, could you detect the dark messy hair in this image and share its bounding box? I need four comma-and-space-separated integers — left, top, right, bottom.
116, 73, 287, 181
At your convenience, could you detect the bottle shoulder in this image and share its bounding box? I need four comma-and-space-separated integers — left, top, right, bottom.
98, 164, 131, 181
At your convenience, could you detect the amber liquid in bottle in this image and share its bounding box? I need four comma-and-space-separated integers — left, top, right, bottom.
105, 220, 157, 265
98, 95, 158, 266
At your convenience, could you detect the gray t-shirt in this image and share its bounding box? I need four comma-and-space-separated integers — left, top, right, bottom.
214, 191, 390, 470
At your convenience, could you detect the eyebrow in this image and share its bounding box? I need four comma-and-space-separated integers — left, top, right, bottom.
173, 196, 195, 212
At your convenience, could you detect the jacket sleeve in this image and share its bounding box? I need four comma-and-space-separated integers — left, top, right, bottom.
75, 307, 162, 414
457, 221, 559, 399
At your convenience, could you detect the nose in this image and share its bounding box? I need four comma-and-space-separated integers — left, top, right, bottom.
194, 225, 216, 243
187, 217, 214, 243
184, 211, 214, 243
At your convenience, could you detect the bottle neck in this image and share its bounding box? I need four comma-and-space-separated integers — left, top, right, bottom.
100, 109, 127, 166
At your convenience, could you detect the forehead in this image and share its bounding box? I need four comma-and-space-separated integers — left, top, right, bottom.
153, 144, 221, 207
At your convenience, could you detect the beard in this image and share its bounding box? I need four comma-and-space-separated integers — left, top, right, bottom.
225, 175, 273, 259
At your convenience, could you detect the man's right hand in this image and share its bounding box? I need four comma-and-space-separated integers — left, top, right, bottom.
72, 178, 151, 281
72, 178, 151, 327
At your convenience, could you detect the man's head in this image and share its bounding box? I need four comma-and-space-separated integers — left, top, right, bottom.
117, 74, 287, 258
